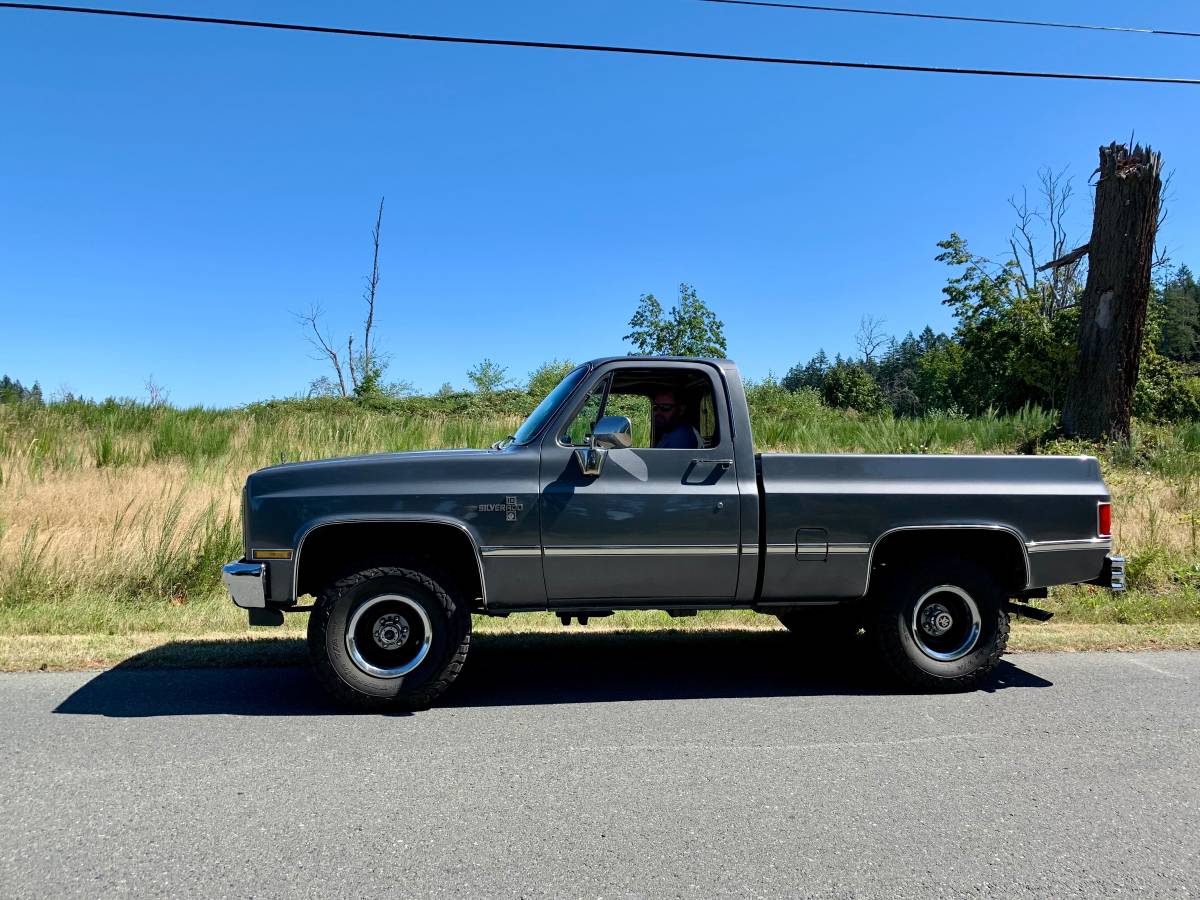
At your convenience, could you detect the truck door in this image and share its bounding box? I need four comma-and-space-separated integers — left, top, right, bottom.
538, 362, 743, 603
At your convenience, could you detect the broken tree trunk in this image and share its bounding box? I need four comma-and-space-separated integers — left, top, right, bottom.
1062, 143, 1163, 442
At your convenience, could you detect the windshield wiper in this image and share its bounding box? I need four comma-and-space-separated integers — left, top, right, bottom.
491, 434, 517, 450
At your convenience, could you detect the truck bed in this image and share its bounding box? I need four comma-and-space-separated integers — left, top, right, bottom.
756, 453, 1111, 600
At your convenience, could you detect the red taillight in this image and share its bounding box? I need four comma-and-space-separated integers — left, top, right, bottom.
1098, 502, 1112, 537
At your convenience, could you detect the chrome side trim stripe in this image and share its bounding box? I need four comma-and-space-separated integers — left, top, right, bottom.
769, 543, 871, 556
485, 544, 766, 558
543, 545, 740, 557
828, 543, 871, 555
1026, 538, 1113, 553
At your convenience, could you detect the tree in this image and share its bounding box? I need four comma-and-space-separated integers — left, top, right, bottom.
467, 358, 509, 393
855, 315, 889, 367
821, 361, 886, 414
144, 375, 169, 407
1135, 303, 1200, 421
782, 350, 829, 393
298, 197, 404, 399
0, 375, 24, 403
1062, 143, 1164, 442
875, 333, 922, 416
1007, 167, 1087, 319
527, 359, 575, 400
1157, 265, 1199, 362
0, 376, 43, 405
624, 283, 727, 357
936, 233, 1077, 413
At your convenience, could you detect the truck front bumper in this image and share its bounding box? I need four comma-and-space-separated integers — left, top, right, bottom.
222, 560, 267, 609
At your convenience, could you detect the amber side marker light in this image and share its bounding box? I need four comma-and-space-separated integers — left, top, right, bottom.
251, 549, 293, 560
1098, 502, 1112, 538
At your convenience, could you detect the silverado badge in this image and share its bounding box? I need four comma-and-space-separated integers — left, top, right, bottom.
477, 496, 523, 521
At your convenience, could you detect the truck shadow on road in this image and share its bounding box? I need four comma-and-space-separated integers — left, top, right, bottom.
53, 631, 1052, 717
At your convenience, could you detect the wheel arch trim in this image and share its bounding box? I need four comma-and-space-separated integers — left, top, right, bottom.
292, 515, 488, 608
863, 523, 1032, 595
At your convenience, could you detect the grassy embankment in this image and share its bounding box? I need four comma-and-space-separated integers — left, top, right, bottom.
1, 394, 1198, 670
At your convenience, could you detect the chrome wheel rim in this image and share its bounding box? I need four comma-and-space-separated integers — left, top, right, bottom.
910, 585, 982, 662
346, 594, 433, 678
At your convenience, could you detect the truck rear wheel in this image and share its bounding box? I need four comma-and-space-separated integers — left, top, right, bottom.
308, 565, 470, 711
871, 558, 1009, 691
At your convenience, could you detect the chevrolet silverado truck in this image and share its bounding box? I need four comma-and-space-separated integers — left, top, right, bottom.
223, 356, 1124, 709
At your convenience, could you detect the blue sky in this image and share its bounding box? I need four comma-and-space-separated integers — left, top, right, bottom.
1, 0, 1197, 406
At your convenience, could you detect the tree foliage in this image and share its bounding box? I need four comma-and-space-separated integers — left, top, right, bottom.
624, 283, 727, 358
467, 358, 510, 393
0, 375, 43, 405
526, 359, 575, 400
1157, 265, 1200, 363
820, 360, 886, 413
935, 232, 1079, 413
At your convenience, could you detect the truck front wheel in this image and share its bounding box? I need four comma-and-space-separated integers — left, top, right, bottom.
871, 558, 1009, 691
308, 565, 470, 711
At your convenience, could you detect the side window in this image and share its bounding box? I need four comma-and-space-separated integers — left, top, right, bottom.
699, 392, 718, 447
606, 367, 720, 450
559, 377, 608, 446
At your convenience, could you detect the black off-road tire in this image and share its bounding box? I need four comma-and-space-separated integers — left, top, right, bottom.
308, 565, 470, 711
871, 557, 1009, 692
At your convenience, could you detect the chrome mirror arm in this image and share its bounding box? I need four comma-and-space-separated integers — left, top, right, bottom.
574, 444, 607, 477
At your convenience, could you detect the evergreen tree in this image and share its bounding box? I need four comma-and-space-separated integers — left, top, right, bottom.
1157, 265, 1199, 362
782, 350, 829, 392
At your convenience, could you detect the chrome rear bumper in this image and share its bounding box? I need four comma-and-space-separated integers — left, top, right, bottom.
1087, 553, 1126, 592
1109, 554, 1126, 592
222, 561, 267, 608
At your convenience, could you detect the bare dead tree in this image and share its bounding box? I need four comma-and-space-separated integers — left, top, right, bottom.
294, 197, 386, 398
144, 374, 169, 407
1008, 167, 1086, 319
855, 315, 889, 366
298, 303, 348, 397
1061, 143, 1164, 442
361, 197, 383, 387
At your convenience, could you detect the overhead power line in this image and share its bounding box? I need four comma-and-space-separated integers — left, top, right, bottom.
696, 0, 1200, 39
1, 3, 1197, 85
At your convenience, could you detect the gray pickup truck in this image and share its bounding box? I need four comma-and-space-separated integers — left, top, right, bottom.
223, 356, 1123, 709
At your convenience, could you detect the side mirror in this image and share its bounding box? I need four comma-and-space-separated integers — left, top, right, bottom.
574, 415, 631, 476
592, 416, 632, 450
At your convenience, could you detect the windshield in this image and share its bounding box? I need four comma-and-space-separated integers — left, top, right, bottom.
512, 365, 588, 445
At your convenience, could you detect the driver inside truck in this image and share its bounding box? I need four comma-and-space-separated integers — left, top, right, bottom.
653, 390, 701, 449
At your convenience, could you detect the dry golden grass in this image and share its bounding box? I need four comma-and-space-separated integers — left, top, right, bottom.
0, 461, 238, 571
1104, 467, 1200, 562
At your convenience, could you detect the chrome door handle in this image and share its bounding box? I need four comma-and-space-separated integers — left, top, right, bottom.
695, 458, 733, 468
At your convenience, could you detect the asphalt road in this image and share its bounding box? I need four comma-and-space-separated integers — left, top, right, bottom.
0, 634, 1197, 898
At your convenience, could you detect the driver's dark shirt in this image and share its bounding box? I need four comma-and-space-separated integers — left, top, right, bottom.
656, 424, 701, 449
